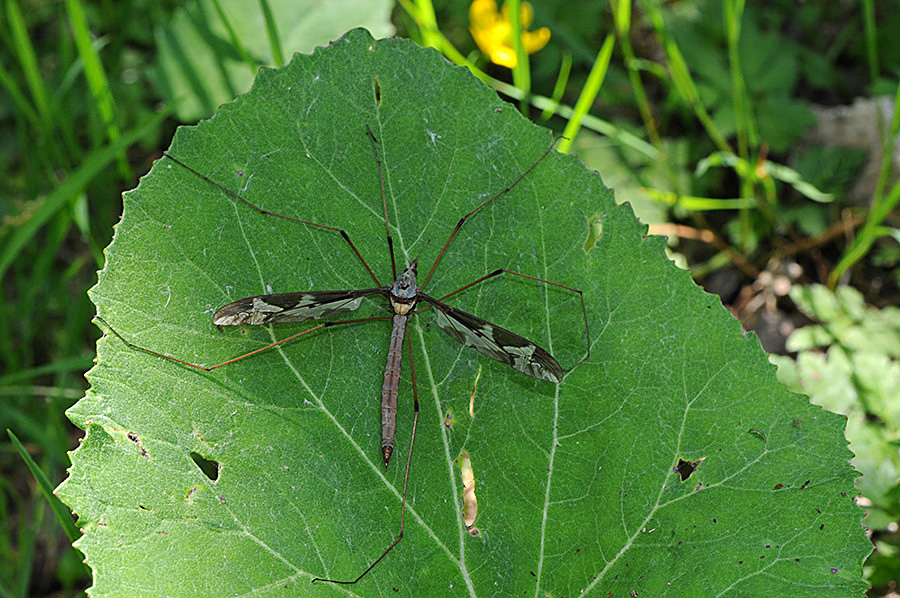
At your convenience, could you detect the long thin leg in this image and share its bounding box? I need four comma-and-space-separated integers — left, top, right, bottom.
420, 137, 563, 290
422, 268, 591, 373
96, 315, 390, 372
163, 152, 382, 287
365, 125, 397, 280
313, 324, 420, 585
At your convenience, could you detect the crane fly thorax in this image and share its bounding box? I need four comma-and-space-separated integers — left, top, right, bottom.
390, 260, 419, 316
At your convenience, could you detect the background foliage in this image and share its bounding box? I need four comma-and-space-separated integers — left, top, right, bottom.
1, 0, 898, 596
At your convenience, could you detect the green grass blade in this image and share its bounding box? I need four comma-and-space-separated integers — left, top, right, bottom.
829, 80, 900, 287
860, 0, 878, 84
643, 189, 756, 211
0, 109, 170, 280
210, 0, 258, 73
0, 386, 85, 400
495, 77, 658, 157
0, 355, 95, 387
6, 0, 54, 131
724, 0, 754, 158
642, 0, 732, 154
765, 162, 834, 203
259, 0, 284, 66
399, 0, 441, 49
539, 50, 571, 121
507, 0, 530, 102
65, 0, 129, 178
7, 431, 81, 543
613, 0, 662, 148
0, 59, 41, 130
559, 33, 614, 154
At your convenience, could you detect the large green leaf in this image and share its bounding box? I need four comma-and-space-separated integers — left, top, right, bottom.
58, 29, 869, 597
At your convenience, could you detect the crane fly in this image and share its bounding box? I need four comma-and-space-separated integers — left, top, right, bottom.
97, 125, 590, 585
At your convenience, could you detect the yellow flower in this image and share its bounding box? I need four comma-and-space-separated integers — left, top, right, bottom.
469, 0, 551, 69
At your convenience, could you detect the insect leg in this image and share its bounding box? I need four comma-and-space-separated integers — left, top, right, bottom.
365, 125, 397, 280
312, 321, 419, 585
163, 152, 383, 287
419, 137, 563, 290
95, 315, 388, 372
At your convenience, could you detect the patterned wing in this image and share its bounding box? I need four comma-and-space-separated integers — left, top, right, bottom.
422, 295, 563, 383
213, 288, 386, 326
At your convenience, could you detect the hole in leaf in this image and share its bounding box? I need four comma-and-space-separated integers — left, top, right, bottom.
190, 452, 220, 481
126, 431, 149, 458
583, 215, 603, 252
373, 78, 382, 106
674, 456, 705, 481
